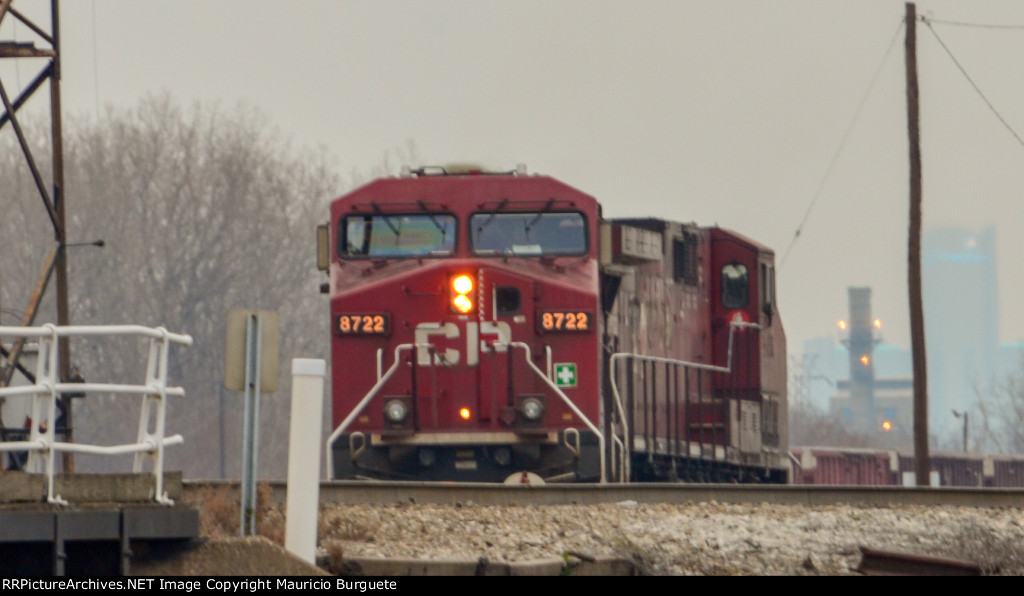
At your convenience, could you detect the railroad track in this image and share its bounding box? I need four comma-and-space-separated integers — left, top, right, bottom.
183, 479, 1024, 509
177, 480, 1024, 575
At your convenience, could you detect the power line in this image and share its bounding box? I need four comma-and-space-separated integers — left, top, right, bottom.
921, 17, 1024, 151
925, 18, 1024, 30
782, 14, 1024, 269
780, 19, 905, 269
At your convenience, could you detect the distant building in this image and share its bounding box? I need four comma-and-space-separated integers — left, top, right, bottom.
922, 226, 998, 436
796, 226, 1022, 448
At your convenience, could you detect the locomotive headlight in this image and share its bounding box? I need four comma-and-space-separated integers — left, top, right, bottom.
520, 397, 545, 421
452, 275, 473, 294
453, 294, 473, 313
450, 274, 475, 314
384, 399, 409, 423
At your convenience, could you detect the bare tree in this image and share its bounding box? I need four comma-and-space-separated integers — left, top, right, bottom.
0, 111, 58, 326
788, 399, 873, 448
65, 96, 334, 479
1, 94, 426, 480
972, 362, 1024, 455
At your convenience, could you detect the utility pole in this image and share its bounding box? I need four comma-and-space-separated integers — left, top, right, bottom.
905, 2, 930, 487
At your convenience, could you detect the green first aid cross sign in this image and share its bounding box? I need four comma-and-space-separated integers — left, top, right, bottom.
554, 363, 577, 387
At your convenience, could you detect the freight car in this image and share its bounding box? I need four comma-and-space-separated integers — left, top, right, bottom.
791, 446, 1024, 487
317, 165, 788, 484
789, 446, 897, 486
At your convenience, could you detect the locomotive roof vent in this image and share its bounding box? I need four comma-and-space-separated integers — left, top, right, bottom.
401, 163, 527, 177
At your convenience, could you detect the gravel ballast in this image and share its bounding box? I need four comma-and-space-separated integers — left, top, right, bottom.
303, 500, 1024, 575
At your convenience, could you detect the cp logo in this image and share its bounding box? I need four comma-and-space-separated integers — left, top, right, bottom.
414, 321, 512, 366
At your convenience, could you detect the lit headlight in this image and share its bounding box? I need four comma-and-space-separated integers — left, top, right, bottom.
384, 399, 409, 423
520, 397, 544, 421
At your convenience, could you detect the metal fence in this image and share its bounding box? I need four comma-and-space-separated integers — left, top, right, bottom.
0, 324, 192, 505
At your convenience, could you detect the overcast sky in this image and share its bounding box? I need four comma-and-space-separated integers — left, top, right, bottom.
4, 0, 1023, 355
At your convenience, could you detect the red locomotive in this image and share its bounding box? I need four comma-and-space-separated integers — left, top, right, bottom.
317, 165, 789, 483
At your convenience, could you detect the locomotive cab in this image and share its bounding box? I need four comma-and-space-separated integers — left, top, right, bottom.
320, 167, 605, 482
708, 228, 788, 480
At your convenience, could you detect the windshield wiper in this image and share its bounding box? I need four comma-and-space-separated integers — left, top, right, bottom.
417, 200, 449, 240
523, 198, 557, 239
475, 198, 510, 236
370, 203, 401, 237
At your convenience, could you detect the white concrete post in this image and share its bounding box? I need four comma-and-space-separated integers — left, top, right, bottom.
285, 358, 326, 564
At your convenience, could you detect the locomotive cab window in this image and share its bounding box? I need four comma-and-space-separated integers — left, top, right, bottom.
470, 212, 587, 256
721, 262, 748, 309
340, 213, 456, 258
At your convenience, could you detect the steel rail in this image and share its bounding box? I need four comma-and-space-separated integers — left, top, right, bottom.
183, 479, 1024, 509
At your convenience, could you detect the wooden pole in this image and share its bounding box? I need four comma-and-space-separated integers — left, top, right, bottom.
905, 2, 930, 487
46, 0, 74, 473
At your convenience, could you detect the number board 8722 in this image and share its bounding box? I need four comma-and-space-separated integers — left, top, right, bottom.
335, 313, 390, 336
538, 310, 592, 333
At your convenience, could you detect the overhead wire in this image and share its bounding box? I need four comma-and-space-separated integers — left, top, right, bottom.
922, 18, 1024, 30
921, 16, 1024, 151
781, 14, 1024, 269
779, 19, 905, 269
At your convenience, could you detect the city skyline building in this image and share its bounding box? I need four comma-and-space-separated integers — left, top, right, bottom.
798, 225, 1011, 448
922, 226, 998, 436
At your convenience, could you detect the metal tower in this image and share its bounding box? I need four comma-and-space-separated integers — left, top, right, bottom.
0, 1, 73, 467
842, 287, 880, 435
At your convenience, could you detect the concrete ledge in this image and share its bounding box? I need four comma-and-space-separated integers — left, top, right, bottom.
0, 471, 45, 502
0, 471, 182, 505
333, 555, 636, 576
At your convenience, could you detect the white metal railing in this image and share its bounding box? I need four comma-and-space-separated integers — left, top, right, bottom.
0, 324, 193, 505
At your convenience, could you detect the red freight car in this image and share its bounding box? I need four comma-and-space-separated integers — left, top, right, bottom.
791, 446, 1024, 487
898, 451, 1024, 488
317, 165, 789, 483
790, 447, 899, 486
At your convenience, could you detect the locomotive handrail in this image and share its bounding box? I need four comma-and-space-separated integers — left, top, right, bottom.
607, 321, 760, 483
0, 324, 192, 505
610, 320, 761, 376
508, 341, 607, 483
325, 343, 415, 479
